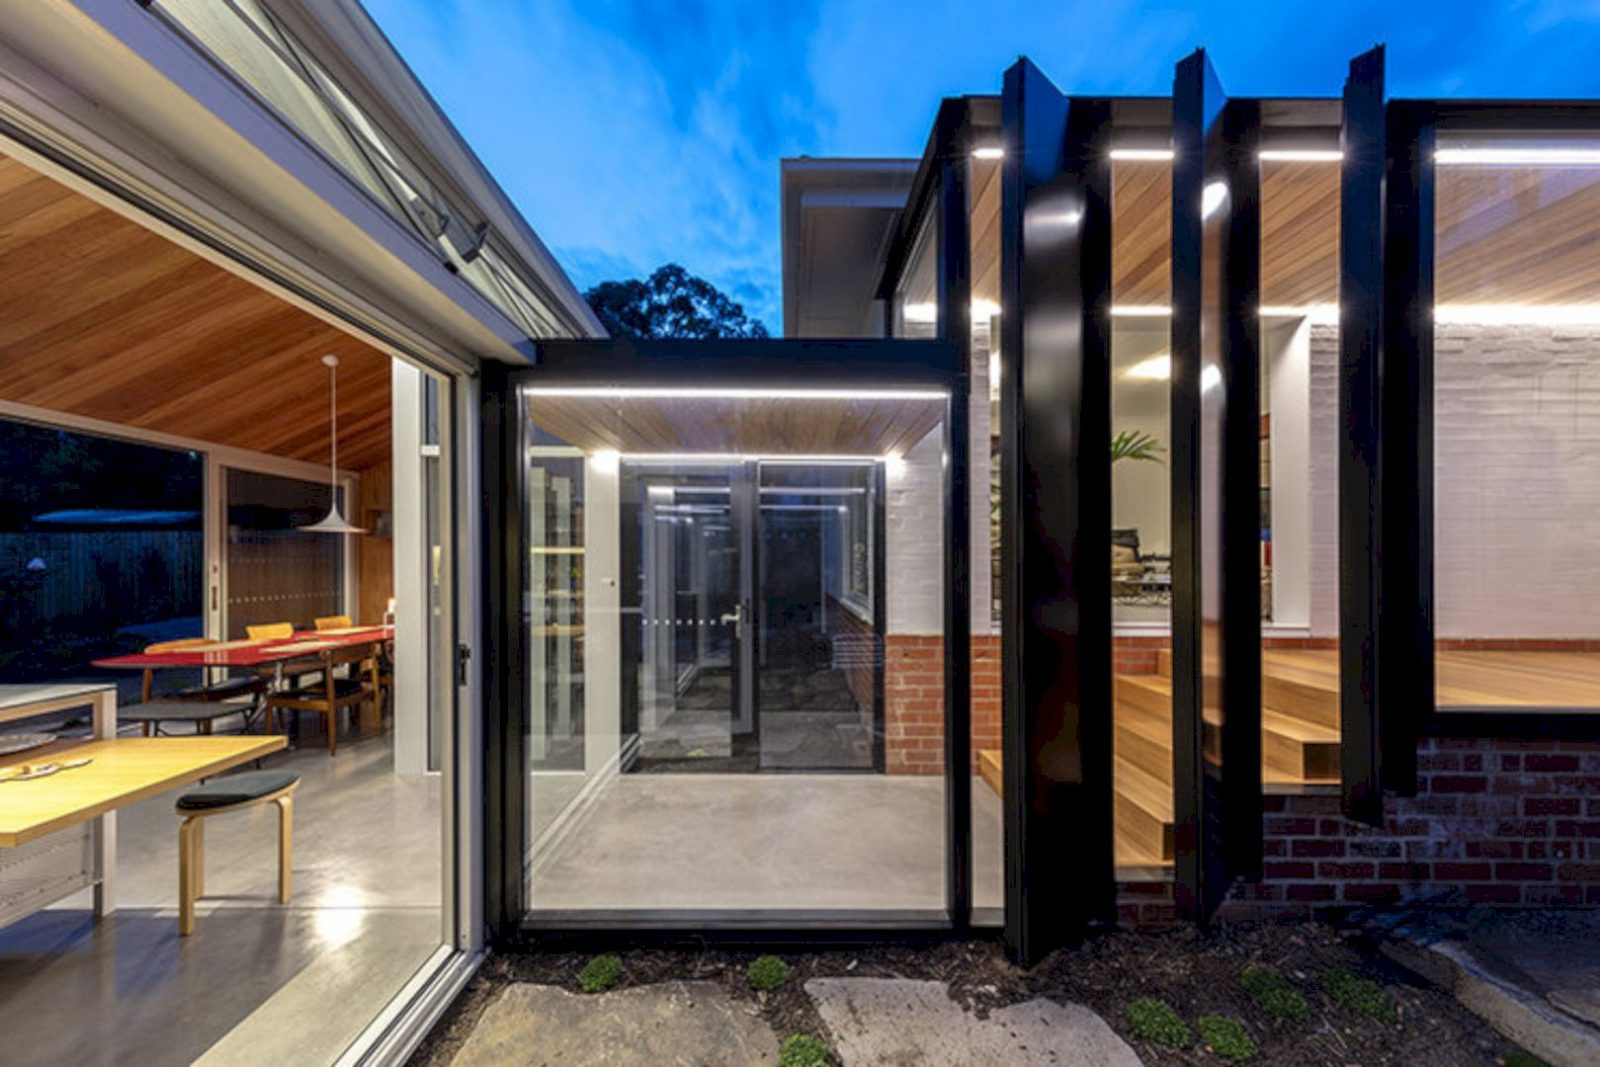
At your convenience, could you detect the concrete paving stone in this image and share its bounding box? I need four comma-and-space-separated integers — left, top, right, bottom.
805, 977, 1143, 1066
449, 981, 780, 1066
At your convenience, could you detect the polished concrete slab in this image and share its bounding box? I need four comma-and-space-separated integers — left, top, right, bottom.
0, 733, 446, 1066
528, 772, 1004, 913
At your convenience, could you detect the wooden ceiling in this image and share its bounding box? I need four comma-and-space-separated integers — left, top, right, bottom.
0, 152, 392, 471
528, 395, 945, 457
972, 156, 1600, 311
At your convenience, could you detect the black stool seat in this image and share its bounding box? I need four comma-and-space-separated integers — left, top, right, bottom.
170, 675, 264, 701
176, 770, 299, 811
122, 701, 240, 723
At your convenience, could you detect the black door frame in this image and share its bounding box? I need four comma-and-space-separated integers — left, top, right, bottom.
483, 338, 965, 940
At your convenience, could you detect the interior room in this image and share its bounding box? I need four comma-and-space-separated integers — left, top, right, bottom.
519, 381, 1004, 917
0, 147, 457, 1066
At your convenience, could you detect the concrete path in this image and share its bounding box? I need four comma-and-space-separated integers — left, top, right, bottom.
806, 978, 1142, 1066
449, 981, 780, 1066
1376, 908, 1600, 1067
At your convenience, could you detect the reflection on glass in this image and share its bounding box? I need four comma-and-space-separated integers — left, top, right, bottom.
225, 468, 343, 636
522, 386, 950, 915
1111, 153, 1176, 872
1432, 135, 1600, 710
1259, 154, 1342, 785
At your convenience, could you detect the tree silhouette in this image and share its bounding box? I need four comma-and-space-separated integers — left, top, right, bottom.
585, 263, 770, 340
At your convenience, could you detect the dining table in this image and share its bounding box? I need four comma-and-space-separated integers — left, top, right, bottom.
92, 625, 395, 702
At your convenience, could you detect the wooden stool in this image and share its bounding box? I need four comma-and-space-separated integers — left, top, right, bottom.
174, 770, 299, 935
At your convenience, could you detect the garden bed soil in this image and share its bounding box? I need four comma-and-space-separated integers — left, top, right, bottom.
410, 922, 1533, 1066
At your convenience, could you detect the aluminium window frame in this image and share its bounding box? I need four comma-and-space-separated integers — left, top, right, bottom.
486, 338, 968, 943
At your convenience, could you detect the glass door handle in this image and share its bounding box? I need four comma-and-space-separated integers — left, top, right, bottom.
719, 603, 745, 640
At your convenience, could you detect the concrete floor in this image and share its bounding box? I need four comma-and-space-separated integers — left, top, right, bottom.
529, 772, 1004, 914
0, 733, 446, 1067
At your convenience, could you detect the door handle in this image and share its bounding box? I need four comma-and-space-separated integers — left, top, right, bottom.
719, 602, 745, 640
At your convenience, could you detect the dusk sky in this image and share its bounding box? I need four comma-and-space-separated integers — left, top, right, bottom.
366, 0, 1600, 333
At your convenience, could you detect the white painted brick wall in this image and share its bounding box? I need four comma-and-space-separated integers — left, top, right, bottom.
888, 423, 945, 634
1307, 323, 1600, 639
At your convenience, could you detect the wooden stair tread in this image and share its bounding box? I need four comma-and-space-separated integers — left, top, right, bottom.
978, 749, 1002, 796
1260, 707, 1341, 743
1114, 756, 1173, 820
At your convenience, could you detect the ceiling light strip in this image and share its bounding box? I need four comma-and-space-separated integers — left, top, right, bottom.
524, 387, 949, 400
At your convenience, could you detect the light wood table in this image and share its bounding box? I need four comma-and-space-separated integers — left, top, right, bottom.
0, 721, 283, 925
0, 683, 117, 921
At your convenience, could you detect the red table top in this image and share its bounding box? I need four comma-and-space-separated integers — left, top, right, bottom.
92, 626, 393, 670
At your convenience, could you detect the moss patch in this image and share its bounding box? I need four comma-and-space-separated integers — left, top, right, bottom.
778, 1033, 831, 1067
577, 954, 622, 994
1323, 969, 1398, 1026
1239, 967, 1311, 1022
1501, 1052, 1549, 1067
1197, 1015, 1258, 1062
1125, 996, 1193, 1049
748, 955, 793, 992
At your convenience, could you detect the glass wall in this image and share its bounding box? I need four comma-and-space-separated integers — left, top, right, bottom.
521, 383, 951, 917
0, 418, 202, 696
1432, 133, 1600, 711
1257, 145, 1342, 784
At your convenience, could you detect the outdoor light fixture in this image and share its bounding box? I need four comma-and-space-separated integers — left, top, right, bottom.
1258, 149, 1343, 162
972, 146, 1004, 160
524, 386, 948, 401
300, 354, 366, 535
1111, 305, 1174, 318
1436, 147, 1600, 166
1109, 148, 1175, 161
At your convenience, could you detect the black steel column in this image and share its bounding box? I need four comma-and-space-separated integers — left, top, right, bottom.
999, 59, 1116, 964
1379, 96, 1434, 798
935, 99, 974, 933
1338, 46, 1388, 826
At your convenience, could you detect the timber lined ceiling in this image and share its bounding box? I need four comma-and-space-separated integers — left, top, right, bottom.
0, 152, 392, 471
970, 156, 1600, 310
528, 394, 945, 457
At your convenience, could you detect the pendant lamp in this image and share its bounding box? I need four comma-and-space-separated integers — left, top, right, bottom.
300, 354, 367, 534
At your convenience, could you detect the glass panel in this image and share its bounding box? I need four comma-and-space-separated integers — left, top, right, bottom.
758, 463, 878, 771
1432, 133, 1600, 710
1111, 151, 1175, 872
967, 150, 1004, 920
894, 214, 937, 338
522, 384, 948, 916
1260, 151, 1342, 783
0, 418, 202, 701
224, 467, 343, 636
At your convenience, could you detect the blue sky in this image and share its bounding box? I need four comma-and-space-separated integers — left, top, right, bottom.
366, 0, 1600, 333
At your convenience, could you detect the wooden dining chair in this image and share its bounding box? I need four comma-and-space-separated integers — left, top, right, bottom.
139, 638, 269, 723
314, 614, 353, 631
264, 644, 380, 755
246, 622, 294, 641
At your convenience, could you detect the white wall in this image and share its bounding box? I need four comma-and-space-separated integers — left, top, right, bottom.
1111, 411, 1171, 559
1267, 318, 1312, 630
582, 455, 623, 769
391, 360, 427, 775
887, 423, 945, 634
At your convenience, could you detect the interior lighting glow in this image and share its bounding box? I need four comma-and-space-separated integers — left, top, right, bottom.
1434, 304, 1600, 325
972, 146, 1005, 160
1111, 305, 1173, 318
1259, 149, 1343, 162
1124, 354, 1172, 381
1436, 147, 1600, 166
1201, 181, 1229, 220
525, 386, 948, 401
1110, 148, 1175, 161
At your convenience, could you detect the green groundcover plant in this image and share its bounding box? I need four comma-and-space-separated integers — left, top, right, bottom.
779, 1033, 831, 1067
1323, 969, 1398, 1025
1125, 996, 1193, 1048
1197, 1015, 1258, 1062
748, 955, 793, 991
1240, 967, 1311, 1021
577, 954, 622, 993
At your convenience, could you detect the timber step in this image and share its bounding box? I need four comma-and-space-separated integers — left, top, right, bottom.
978, 748, 1002, 796
1155, 647, 1340, 730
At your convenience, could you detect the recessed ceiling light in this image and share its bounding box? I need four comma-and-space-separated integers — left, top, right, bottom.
972, 146, 1004, 160
1436, 147, 1600, 166
1110, 148, 1175, 161
1111, 305, 1173, 318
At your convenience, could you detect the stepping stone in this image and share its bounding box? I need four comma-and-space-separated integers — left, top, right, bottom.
806, 978, 1142, 1066
451, 981, 779, 1066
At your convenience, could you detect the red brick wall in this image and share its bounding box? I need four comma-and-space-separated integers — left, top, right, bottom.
1216, 736, 1600, 920
825, 596, 877, 713
883, 633, 1002, 775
